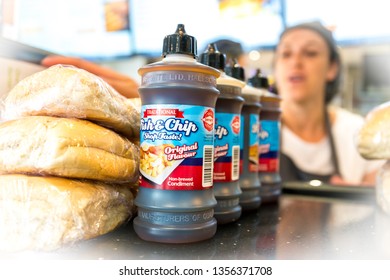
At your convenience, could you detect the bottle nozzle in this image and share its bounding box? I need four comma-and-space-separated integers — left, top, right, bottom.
175, 24, 186, 36
248, 68, 269, 89
199, 43, 226, 71
162, 24, 197, 58
225, 58, 245, 82
207, 43, 218, 53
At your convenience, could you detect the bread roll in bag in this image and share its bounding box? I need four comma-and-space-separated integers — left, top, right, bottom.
0, 116, 139, 183
2, 64, 140, 139
376, 162, 390, 215
0, 174, 134, 252
357, 101, 390, 159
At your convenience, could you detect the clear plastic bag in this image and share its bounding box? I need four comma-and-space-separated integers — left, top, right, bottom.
357, 101, 390, 159
0, 116, 139, 183
376, 161, 390, 215
2, 64, 140, 139
0, 65, 140, 252
0, 174, 134, 252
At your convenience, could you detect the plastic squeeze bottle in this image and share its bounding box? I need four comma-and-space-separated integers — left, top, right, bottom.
199, 44, 245, 224
133, 24, 221, 243
248, 69, 282, 203
227, 61, 262, 210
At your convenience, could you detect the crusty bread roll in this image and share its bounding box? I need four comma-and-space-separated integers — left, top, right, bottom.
0, 174, 134, 252
2, 64, 140, 139
357, 101, 390, 159
376, 162, 390, 215
0, 116, 139, 183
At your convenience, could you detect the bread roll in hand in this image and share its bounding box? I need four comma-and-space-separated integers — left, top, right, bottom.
357, 101, 390, 159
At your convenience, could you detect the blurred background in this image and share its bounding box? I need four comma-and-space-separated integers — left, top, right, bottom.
1, 0, 390, 116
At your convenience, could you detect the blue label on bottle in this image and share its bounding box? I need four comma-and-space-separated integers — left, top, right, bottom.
258, 120, 280, 172
249, 114, 260, 172
240, 115, 244, 174
214, 112, 240, 181
140, 104, 215, 190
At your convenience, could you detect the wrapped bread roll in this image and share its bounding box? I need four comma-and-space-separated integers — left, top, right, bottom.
2, 64, 140, 139
376, 162, 390, 215
0, 174, 134, 252
357, 101, 390, 216
357, 101, 390, 159
0, 116, 139, 183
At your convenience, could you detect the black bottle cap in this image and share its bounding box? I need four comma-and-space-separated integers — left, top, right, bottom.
199, 43, 226, 71
162, 24, 197, 58
225, 59, 245, 81
247, 69, 269, 89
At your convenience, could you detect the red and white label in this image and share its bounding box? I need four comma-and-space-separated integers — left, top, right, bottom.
202, 109, 214, 132
231, 115, 240, 134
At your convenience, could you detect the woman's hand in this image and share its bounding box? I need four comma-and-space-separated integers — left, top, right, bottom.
329, 173, 376, 187
41, 56, 139, 98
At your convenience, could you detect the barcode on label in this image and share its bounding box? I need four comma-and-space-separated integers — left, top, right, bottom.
232, 145, 240, 180
202, 145, 214, 187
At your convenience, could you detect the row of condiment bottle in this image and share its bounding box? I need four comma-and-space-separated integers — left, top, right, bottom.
133, 24, 281, 244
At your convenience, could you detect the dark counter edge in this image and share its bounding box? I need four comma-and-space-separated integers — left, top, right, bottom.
282, 181, 376, 201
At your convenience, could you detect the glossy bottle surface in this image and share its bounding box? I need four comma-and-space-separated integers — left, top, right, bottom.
239, 86, 262, 210
258, 93, 282, 203
134, 24, 220, 243
199, 44, 245, 224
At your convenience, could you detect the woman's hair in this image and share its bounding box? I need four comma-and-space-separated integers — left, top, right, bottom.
278, 21, 342, 103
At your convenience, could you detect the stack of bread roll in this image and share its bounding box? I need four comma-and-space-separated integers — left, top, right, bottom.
0, 64, 140, 252
357, 101, 390, 215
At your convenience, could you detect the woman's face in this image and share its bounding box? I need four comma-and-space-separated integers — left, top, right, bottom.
274, 28, 338, 105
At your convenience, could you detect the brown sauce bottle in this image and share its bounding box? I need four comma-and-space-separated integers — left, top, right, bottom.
134, 24, 221, 243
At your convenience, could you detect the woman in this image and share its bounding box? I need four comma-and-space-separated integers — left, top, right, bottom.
274, 22, 383, 186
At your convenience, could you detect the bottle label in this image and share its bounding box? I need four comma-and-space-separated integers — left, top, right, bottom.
140, 104, 214, 190
214, 112, 240, 182
258, 120, 280, 172
239, 116, 244, 174
239, 114, 259, 173
249, 114, 260, 172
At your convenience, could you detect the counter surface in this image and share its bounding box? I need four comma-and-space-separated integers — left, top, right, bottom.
3, 191, 390, 260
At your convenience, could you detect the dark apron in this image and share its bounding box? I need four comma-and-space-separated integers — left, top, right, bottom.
280, 109, 340, 183
280, 153, 333, 182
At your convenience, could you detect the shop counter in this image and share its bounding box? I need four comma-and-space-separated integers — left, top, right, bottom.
3, 185, 389, 260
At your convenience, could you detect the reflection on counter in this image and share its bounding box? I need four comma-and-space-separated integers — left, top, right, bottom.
2, 193, 390, 260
